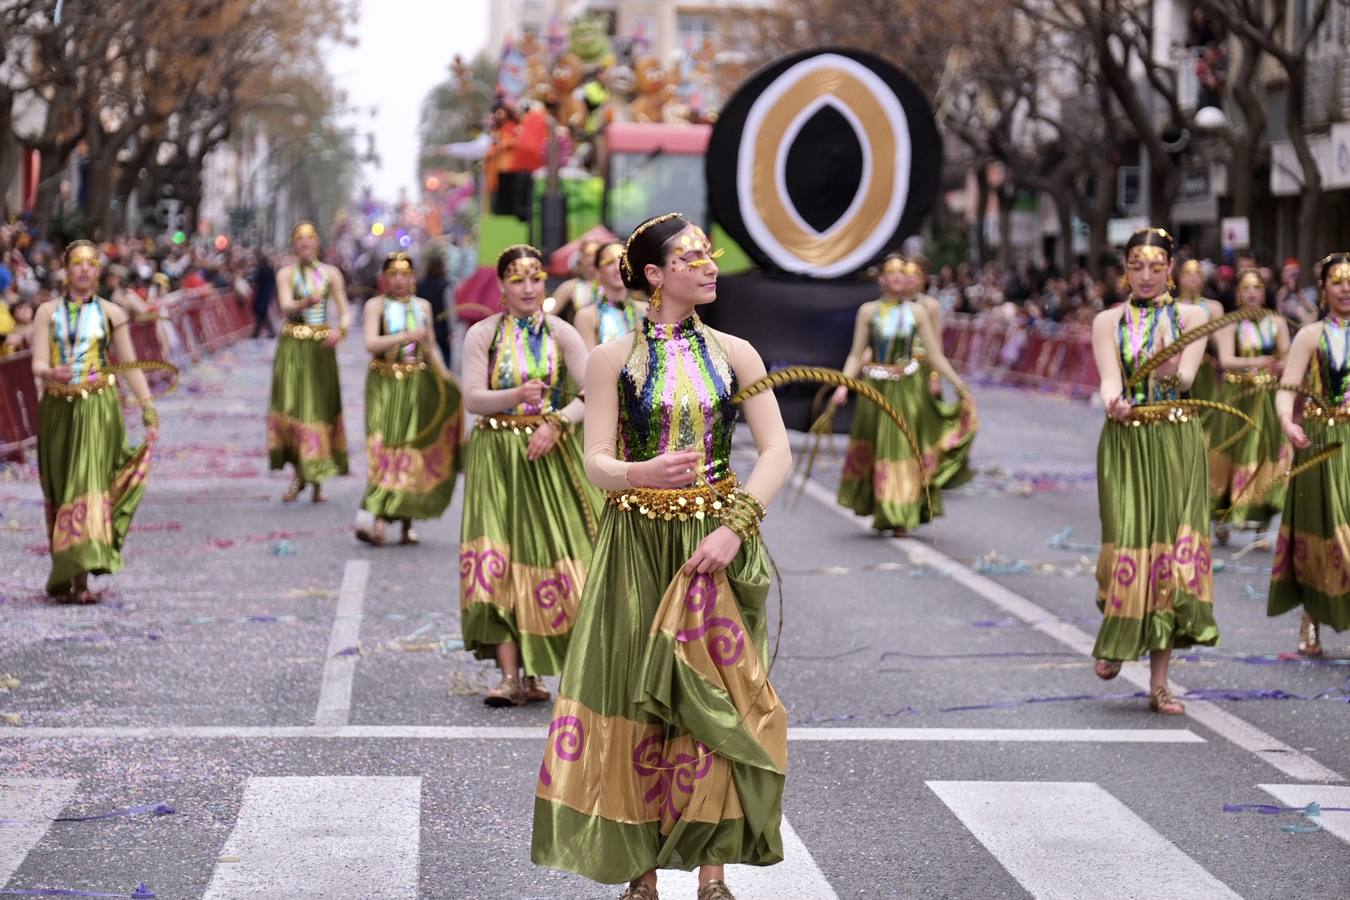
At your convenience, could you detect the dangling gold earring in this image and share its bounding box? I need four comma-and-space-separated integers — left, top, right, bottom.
1167, 276, 1176, 293
1118, 274, 1130, 293
649, 283, 663, 311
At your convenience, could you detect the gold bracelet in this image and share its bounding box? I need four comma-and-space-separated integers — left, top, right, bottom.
543, 411, 572, 435
142, 405, 160, 427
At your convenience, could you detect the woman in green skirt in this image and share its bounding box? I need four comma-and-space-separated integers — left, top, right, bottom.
356, 252, 462, 546
32, 241, 159, 602
459, 245, 600, 707
268, 221, 351, 503
1269, 251, 1350, 656
831, 254, 975, 535
1176, 259, 1226, 439
532, 214, 792, 900
1090, 228, 1216, 715
1210, 268, 1290, 541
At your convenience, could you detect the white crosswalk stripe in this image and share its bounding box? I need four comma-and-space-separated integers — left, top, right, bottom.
927, 780, 1242, 900
201, 776, 421, 900
653, 818, 837, 899
1260, 784, 1350, 845
0, 778, 78, 887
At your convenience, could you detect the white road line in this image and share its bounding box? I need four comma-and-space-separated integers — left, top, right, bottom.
314, 560, 369, 727
0, 778, 78, 886
798, 477, 1344, 783
0, 725, 1205, 742
201, 776, 420, 900
927, 781, 1241, 900
655, 817, 837, 899
1260, 784, 1350, 845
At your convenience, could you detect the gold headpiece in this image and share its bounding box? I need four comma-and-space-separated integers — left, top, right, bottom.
384, 252, 415, 275
1237, 269, 1265, 292
1324, 260, 1350, 286
496, 243, 542, 269
1132, 226, 1173, 242
1127, 245, 1169, 265
1179, 259, 1203, 277
291, 221, 319, 242
64, 240, 100, 268
499, 245, 546, 284
621, 213, 683, 279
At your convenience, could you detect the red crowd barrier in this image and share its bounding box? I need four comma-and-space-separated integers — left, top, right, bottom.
0, 288, 251, 462
942, 313, 1099, 399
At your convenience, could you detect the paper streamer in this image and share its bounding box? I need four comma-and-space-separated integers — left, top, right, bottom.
0, 803, 174, 826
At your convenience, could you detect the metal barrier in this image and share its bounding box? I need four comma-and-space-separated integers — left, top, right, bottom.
942, 313, 1099, 399
0, 288, 251, 462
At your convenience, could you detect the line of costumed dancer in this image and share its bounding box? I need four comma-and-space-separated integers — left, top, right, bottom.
31, 241, 159, 603
267, 222, 352, 504
833, 254, 977, 535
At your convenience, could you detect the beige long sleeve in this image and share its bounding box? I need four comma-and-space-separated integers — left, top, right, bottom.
581, 329, 792, 507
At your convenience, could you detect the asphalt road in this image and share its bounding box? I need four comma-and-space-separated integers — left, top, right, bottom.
0, 334, 1347, 899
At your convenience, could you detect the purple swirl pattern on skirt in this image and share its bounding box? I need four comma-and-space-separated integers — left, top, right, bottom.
632, 733, 713, 822
538, 715, 585, 787
673, 572, 745, 666
534, 572, 574, 630
459, 547, 507, 598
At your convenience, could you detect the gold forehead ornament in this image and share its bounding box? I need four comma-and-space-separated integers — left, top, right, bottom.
291, 222, 319, 242
1127, 245, 1169, 264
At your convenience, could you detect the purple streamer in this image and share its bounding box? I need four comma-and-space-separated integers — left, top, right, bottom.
0, 885, 153, 898
0, 803, 173, 827
1224, 803, 1350, 815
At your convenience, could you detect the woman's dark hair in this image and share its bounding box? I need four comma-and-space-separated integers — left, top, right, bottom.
495, 244, 543, 280
1318, 252, 1350, 288
620, 214, 690, 293
1123, 227, 1174, 259
424, 255, 447, 280
593, 240, 622, 270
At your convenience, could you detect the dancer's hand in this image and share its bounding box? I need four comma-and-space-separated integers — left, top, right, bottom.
515, 379, 548, 407
404, 327, 428, 344
1280, 417, 1310, 449
1104, 396, 1133, 422
323, 331, 342, 348
831, 386, 849, 407
629, 450, 702, 488
526, 420, 560, 459
683, 526, 742, 574
42, 365, 74, 383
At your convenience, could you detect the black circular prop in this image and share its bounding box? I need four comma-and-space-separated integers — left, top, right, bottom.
707, 48, 943, 280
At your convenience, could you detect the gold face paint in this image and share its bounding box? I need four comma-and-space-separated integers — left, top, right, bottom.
505, 257, 546, 283
65, 245, 100, 268
1238, 271, 1265, 292
882, 257, 906, 274
1180, 260, 1203, 277
671, 226, 724, 270
291, 222, 319, 242
599, 244, 624, 268
1326, 263, 1350, 286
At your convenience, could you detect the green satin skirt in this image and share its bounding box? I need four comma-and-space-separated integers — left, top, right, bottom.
1190, 356, 1220, 439
1208, 375, 1290, 527
1093, 416, 1219, 660
837, 369, 976, 529
360, 367, 463, 521
1268, 418, 1350, 631
267, 332, 348, 483
531, 506, 786, 884
37, 387, 150, 593
458, 423, 602, 675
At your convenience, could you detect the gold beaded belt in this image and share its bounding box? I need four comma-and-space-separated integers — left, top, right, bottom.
1303, 403, 1350, 425
45, 374, 116, 400
476, 413, 546, 433
1224, 369, 1276, 386
283, 321, 332, 341
1125, 404, 1194, 426
862, 360, 921, 381
607, 476, 739, 521
369, 359, 426, 379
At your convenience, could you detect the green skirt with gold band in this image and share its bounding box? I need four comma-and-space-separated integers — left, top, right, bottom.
837, 363, 976, 529
267, 324, 348, 483
532, 485, 786, 884
1268, 412, 1350, 631
1093, 412, 1219, 661
360, 361, 463, 521
459, 416, 602, 675
37, 379, 151, 594
1208, 370, 1290, 527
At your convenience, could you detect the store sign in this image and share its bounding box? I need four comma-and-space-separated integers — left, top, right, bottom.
1221, 216, 1250, 250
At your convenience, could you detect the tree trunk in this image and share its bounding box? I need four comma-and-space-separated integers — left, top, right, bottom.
997, 185, 1013, 267
32, 148, 68, 232
0, 89, 17, 217
1282, 67, 1322, 285
1052, 183, 1075, 275
1085, 156, 1117, 278
973, 164, 990, 265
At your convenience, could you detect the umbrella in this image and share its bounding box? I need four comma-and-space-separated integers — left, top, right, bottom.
548, 225, 618, 276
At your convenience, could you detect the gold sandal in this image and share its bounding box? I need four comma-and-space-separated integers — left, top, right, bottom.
1148, 685, 1184, 716
281, 477, 304, 502
1298, 613, 1323, 658
311, 482, 327, 503
697, 882, 736, 900
484, 675, 525, 708
522, 675, 551, 703
400, 521, 419, 545
619, 881, 658, 900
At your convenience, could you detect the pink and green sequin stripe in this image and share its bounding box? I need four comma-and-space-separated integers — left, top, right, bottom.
617, 316, 737, 484
869, 301, 915, 365
489, 314, 560, 416
1118, 304, 1181, 404
1318, 316, 1350, 406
